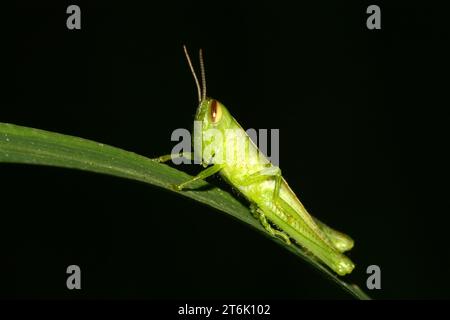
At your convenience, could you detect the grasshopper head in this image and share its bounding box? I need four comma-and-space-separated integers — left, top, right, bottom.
194, 98, 233, 165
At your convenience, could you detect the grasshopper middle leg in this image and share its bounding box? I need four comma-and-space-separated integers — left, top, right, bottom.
250, 204, 291, 245
239, 166, 282, 203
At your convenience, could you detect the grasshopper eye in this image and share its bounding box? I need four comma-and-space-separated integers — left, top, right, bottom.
210, 99, 222, 124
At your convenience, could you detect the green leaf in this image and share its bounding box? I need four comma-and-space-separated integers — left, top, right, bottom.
0, 122, 370, 300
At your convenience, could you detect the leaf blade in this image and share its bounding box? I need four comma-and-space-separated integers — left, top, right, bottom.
0, 122, 370, 299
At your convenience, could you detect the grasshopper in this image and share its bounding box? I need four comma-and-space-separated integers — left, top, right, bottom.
155, 46, 355, 276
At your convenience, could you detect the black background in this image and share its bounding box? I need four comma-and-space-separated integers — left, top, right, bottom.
5, 1, 449, 299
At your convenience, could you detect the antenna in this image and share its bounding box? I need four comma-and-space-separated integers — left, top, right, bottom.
183, 45, 202, 103
199, 49, 207, 101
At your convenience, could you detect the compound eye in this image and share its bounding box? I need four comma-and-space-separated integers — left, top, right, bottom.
210, 100, 222, 123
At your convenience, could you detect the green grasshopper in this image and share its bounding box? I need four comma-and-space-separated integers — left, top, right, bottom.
155, 46, 355, 276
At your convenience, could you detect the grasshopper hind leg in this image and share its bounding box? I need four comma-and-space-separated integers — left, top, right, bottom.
250, 204, 291, 245
313, 217, 354, 253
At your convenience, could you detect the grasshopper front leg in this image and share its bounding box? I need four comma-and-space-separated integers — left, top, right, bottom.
173, 164, 224, 191
153, 153, 223, 191
152, 152, 193, 163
